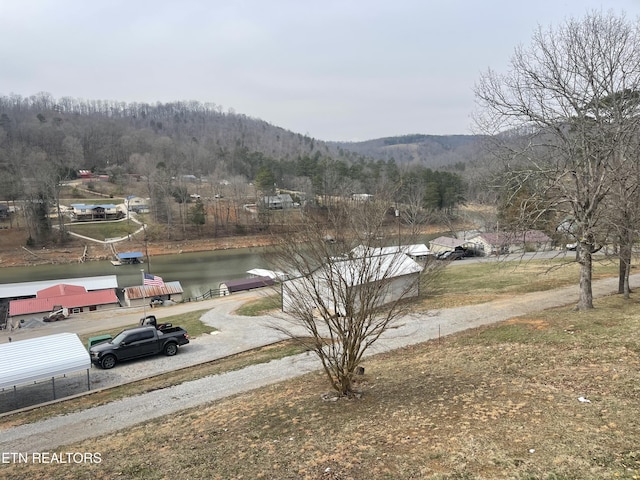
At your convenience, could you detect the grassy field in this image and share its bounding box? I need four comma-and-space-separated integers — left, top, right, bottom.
2, 256, 640, 479
66, 220, 140, 240
420, 255, 619, 309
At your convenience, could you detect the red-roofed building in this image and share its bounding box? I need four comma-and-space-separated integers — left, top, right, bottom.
9, 284, 120, 324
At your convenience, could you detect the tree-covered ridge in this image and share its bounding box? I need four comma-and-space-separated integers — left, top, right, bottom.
0, 92, 467, 244
330, 134, 487, 169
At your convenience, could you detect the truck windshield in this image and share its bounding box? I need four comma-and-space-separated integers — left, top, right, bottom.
111, 331, 128, 345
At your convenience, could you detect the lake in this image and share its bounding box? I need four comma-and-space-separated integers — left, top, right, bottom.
0, 247, 269, 299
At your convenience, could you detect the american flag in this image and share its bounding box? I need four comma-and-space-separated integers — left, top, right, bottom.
143, 273, 165, 287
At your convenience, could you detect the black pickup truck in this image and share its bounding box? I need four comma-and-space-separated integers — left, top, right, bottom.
90, 322, 189, 369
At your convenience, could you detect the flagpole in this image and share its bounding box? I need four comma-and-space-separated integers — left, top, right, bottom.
141, 268, 146, 319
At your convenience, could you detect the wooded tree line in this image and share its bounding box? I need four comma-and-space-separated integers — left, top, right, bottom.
475, 10, 640, 310
0, 94, 467, 243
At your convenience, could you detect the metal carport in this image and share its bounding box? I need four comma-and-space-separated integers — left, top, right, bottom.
0, 333, 91, 401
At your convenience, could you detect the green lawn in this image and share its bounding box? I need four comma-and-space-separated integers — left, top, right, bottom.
66, 221, 140, 240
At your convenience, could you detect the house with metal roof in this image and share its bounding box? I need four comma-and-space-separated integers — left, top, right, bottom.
428, 236, 473, 255
8, 284, 120, 324
467, 230, 553, 256
125, 195, 150, 213
70, 203, 123, 221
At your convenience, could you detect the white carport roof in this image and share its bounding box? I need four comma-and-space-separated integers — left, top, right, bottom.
0, 333, 90, 389
351, 244, 431, 258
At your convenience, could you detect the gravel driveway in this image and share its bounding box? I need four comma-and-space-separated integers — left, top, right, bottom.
1, 274, 638, 453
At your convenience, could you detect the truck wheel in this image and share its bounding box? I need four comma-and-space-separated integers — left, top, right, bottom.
164, 343, 178, 356
101, 355, 117, 369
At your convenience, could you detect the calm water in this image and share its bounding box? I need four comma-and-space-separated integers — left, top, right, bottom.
0, 247, 269, 299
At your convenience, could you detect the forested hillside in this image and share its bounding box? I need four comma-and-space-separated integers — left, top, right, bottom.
331, 134, 487, 170
0, 93, 473, 243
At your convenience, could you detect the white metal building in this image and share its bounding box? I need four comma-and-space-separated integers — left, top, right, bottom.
282, 253, 423, 315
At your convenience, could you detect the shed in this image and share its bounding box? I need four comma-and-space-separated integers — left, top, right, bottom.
0, 333, 91, 399
122, 281, 184, 307
219, 276, 275, 296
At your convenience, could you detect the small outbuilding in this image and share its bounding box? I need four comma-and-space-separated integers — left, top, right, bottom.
0, 333, 91, 401
122, 281, 184, 307
219, 276, 275, 296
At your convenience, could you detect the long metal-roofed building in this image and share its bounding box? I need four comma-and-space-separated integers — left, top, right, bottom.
219, 276, 275, 296
0, 275, 119, 301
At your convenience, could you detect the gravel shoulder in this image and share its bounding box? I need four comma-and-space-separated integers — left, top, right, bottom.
1, 274, 638, 453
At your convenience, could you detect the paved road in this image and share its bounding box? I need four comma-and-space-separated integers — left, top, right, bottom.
1, 273, 638, 453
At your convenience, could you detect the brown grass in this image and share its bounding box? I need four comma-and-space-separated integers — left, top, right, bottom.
2, 294, 640, 479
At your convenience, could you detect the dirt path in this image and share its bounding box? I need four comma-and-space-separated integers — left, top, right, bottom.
1, 273, 638, 453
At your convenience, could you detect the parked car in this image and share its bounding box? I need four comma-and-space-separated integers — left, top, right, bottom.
436, 250, 466, 261
90, 324, 189, 369
149, 296, 164, 306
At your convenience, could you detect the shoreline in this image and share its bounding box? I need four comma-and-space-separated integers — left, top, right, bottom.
0, 234, 276, 269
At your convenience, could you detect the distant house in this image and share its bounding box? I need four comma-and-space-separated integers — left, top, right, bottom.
468, 230, 553, 256
9, 284, 120, 323
125, 195, 150, 214
78, 169, 93, 180
262, 194, 294, 210
428, 236, 473, 255
70, 203, 123, 221
352, 193, 373, 202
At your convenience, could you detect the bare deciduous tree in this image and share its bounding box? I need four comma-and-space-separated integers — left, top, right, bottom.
269, 198, 428, 398
474, 11, 640, 310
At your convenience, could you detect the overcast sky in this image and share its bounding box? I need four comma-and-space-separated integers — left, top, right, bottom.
2, 1, 640, 141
